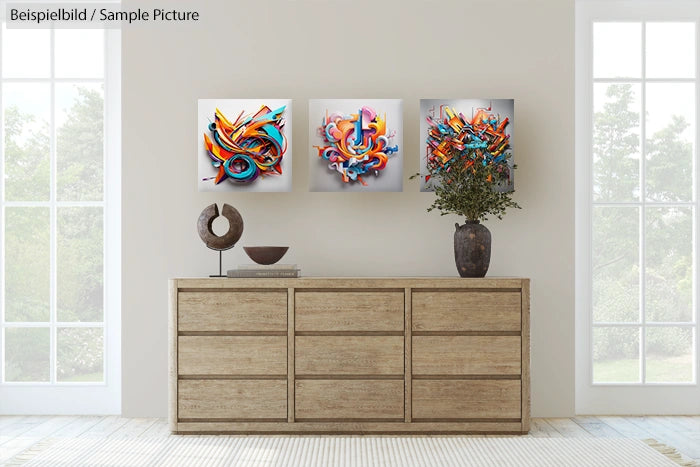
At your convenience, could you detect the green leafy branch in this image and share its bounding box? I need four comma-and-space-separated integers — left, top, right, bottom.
412, 154, 520, 223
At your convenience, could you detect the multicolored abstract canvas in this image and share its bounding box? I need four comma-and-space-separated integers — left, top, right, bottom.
309, 99, 403, 192
198, 99, 292, 192
419, 99, 514, 192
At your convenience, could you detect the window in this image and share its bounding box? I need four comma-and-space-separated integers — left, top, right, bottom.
576, 1, 700, 413
0, 14, 120, 413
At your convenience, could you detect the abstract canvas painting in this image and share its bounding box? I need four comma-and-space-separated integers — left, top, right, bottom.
418, 99, 514, 192
198, 99, 292, 192
309, 99, 403, 192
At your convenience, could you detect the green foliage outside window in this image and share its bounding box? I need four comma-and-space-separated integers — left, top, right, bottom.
593, 84, 693, 379
4, 86, 105, 382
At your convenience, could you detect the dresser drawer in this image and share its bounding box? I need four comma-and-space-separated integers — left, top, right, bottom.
178, 291, 286, 332
295, 380, 404, 420
413, 380, 521, 420
295, 291, 403, 331
178, 336, 286, 376
178, 380, 287, 420
295, 336, 403, 375
413, 336, 521, 375
412, 291, 521, 332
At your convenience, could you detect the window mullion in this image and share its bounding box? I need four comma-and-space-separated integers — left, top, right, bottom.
594, 322, 696, 327
588, 18, 595, 388
101, 28, 107, 384
594, 77, 695, 84
593, 201, 696, 207
695, 17, 700, 385
640, 21, 647, 385
49, 26, 57, 384
1, 77, 104, 84
2, 201, 105, 208
0, 12, 5, 384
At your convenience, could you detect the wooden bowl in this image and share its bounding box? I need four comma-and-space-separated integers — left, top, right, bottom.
243, 246, 289, 265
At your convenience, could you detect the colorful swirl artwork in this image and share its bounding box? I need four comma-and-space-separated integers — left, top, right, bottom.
425, 105, 511, 185
203, 105, 287, 184
314, 106, 399, 186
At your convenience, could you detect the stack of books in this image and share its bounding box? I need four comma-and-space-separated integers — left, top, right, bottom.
227, 264, 300, 278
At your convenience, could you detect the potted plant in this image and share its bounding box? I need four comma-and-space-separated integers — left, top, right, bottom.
413, 105, 520, 277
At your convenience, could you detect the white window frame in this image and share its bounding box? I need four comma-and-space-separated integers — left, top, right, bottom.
576, 0, 700, 414
0, 10, 121, 414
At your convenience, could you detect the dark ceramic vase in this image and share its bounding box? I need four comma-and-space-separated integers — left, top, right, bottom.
454, 221, 491, 278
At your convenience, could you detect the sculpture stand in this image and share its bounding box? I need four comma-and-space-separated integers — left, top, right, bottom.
209, 246, 235, 278
210, 250, 225, 278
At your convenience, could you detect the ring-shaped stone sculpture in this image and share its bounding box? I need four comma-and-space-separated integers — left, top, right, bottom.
197, 203, 244, 251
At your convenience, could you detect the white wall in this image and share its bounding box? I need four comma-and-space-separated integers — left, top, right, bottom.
122, 0, 575, 417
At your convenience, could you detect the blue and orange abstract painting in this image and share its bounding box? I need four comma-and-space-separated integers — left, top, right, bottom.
198, 99, 293, 192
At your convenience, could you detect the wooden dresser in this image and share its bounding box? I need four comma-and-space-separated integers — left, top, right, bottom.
169, 277, 530, 434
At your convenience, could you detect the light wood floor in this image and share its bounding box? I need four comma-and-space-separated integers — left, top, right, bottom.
1, 416, 699, 464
